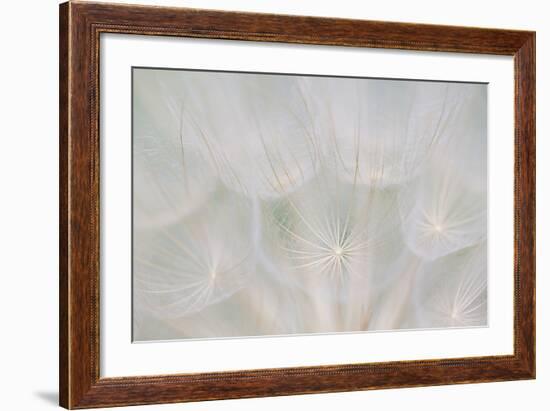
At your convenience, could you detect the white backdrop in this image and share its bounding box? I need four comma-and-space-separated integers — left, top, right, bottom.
0, 0, 546, 410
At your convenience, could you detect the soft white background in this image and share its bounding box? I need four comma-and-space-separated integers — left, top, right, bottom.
0, 0, 546, 410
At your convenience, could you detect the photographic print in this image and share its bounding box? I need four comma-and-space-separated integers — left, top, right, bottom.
132, 68, 487, 342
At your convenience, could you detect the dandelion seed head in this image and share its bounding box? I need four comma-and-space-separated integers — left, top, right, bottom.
133, 71, 488, 339
415, 245, 487, 328
134, 190, 253, 318
400, 163, 486, 261
333, 246, 344, 257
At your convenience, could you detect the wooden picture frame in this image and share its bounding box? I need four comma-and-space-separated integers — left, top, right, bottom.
59, 1, 535, 408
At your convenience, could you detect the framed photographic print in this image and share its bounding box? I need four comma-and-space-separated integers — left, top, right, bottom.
59, 1, 535, 409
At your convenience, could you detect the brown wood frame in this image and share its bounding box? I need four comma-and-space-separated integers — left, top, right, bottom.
59, 1, 536, 408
